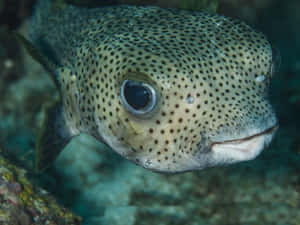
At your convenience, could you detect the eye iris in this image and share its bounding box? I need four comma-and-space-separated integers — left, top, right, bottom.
124, 81, 151, 110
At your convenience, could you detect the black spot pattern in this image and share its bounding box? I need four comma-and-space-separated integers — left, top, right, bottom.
39, 5, 275, 172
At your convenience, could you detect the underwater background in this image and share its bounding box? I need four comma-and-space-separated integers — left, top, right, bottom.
0, 0, 300, 224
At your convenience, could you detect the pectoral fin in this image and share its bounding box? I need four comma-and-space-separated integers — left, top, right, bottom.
36, 100, 75, 172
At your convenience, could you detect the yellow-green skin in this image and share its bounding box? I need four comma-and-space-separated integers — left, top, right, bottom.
30, 0, 277, 172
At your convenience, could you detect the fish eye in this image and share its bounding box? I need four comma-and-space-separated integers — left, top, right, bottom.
120, 80, 157, 115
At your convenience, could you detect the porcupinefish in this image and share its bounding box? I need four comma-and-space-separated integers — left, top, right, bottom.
22, 0, 278, 173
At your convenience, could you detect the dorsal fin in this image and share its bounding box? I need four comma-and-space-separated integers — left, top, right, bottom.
14, 32, 60, 88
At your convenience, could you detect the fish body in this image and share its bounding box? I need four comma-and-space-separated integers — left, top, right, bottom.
28, 0, 277, 172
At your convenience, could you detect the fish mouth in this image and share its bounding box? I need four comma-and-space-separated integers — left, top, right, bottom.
210, 125, 278, 160
211, 125, 278, 147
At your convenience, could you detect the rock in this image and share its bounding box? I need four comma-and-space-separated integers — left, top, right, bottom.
0, 149, 82, 225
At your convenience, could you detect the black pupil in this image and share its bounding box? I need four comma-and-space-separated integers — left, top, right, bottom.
124, 81, 151, 110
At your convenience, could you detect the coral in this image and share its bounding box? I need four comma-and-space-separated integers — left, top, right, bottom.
0, 175, 22, 205
0, 149, 82, 225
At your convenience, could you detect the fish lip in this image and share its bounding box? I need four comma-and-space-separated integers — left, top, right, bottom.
210, 124, 278, 148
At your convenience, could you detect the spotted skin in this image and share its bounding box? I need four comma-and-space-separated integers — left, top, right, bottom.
31, 0, 277, 172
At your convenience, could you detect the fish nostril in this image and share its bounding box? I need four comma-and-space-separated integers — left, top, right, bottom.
186, 95, 195, 104
255, 75, 266, 83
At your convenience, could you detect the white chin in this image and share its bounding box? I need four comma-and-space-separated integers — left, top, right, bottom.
211, 127, 277, 163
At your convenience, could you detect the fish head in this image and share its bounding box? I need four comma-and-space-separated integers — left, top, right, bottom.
89, 14, 278, 173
